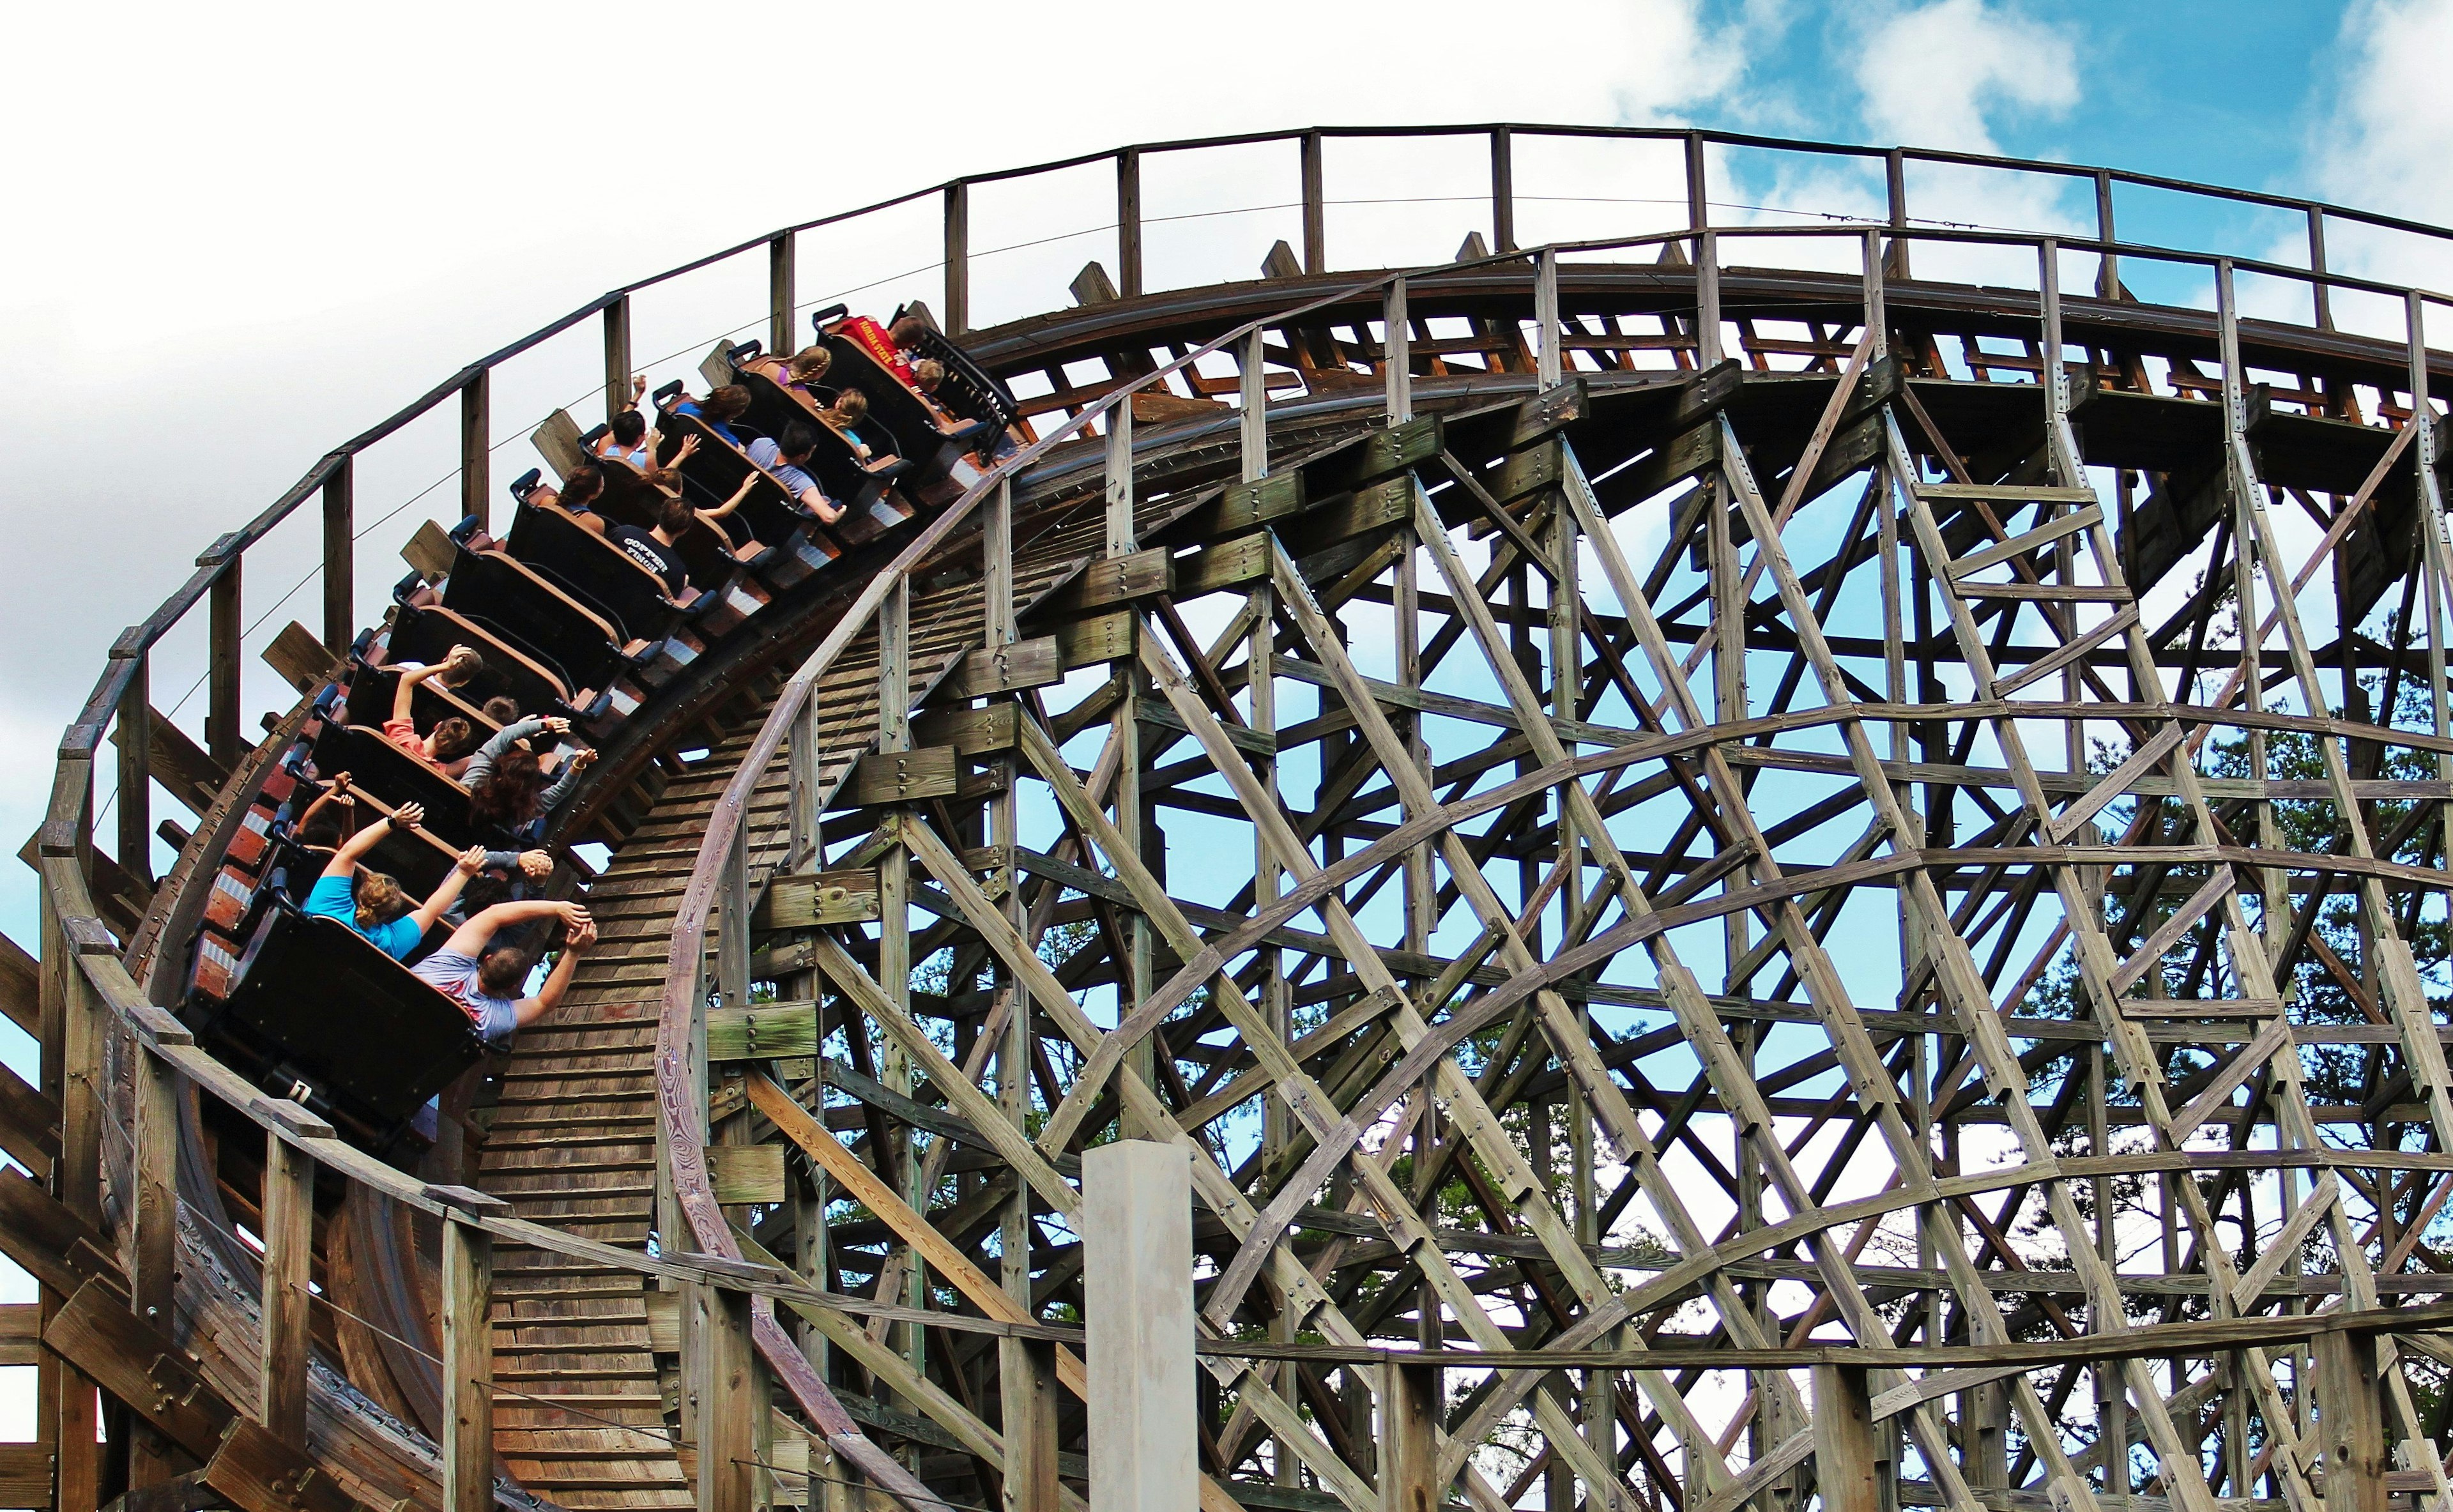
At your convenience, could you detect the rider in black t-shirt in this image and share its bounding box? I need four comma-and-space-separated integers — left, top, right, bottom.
609, 495, 691, 596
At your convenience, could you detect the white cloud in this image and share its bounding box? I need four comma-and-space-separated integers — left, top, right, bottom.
0, 0, 1800, 953
1851, 0, 2080, 153
2293, 0, 2453, 338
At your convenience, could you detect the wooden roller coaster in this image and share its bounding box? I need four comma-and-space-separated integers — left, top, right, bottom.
19, 123, 2453, 1512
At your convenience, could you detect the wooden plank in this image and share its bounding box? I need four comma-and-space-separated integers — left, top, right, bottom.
0, 1172, 114, 1297
2047, 721, 2185, 842
1051, 611, 1134, 669
1040, 548, 1172, 615
530, 410, 586, 479
705, 1003, 819, 1062
1619, 419, 1720, 500
0, 1062, 59, 1183
708, 1145, 786, 1205
1280, 478, 1413, 555
1811, 1366, 1883, 1512
0, 933, 33, 1039
941, 636, 1062, 699
42, 1281, 233, 1460
0, 1306, 38, 1368
911, 703, 1018, 756
753, 871, 882, 930
1990, 605, 2139, 697
106, 1465, 213, 1512
1312, 415, 1441, 493
401, 520, 456, 583
1174, 535, 1271, 595
1916, 482, 2099, 505
1946, 505, 2104, 579
259, 622, 337, 696
1207, 471, 1304, 535
843, 747, 958, 807
201, 1417, 356, 1512
1489, 439, 1561, 503
0, 1444, 49, 1509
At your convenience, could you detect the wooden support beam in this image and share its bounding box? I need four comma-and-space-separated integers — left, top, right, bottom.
257, 1129, 312, 1446
1085, 1141, 1194, 1512
604, 293, 633, 424
770, 233, 796, 358
1380, 1359, 1439, 1512
440, 1210, 494, 1512
1812, 1365, 1883, 1512
944, 182, 970, 337
1300, 132, 1325, 275
460, 368, 489, 533
2316, 1331, 2385, 1512
206, 558, 242, 768
321, 457, 352, 654
699, 1280, 759, 1512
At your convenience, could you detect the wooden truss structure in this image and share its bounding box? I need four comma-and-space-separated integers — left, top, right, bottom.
20, 126, 2453, 1512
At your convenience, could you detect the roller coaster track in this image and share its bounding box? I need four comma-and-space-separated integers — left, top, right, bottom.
27, 123, 2453, 1512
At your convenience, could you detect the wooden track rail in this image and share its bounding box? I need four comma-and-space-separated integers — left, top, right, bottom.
25, 125, 2453, 1512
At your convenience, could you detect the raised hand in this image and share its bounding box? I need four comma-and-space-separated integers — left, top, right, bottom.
392, 802, 425, 830
455, 844, 487, 875
540, 716, 572, 735
518, 850, 553, 879
563, 917, 599, 952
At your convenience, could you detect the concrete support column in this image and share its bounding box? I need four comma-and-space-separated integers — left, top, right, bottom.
1086, 1140, 1195, 1512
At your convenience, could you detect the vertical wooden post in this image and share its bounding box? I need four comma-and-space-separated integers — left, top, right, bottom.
259, 1127, 315, 1445
321, 458, 353, 653
2095, 170, 2119, 301
1240, 328, 1267, 483
1683, 131, 1708, 232
1380, 1360, 1439, 1512
698, 1282, 758, 1512
2316, 1331, 2386, 1512
1105, 398, 1135, 556
770, 234, 797, 356
2308, 208, 2332, 331
876, 576, 922, 1405
40, 894, 102, 1512
789, 693, 819, 874
1812, 1366, 1882, 1512
130, 1049, 180, 1329
1300, 131, 1326, 275
207, 554, 242, 767
1534, 249, 1559, 391
944, 182, 971, 337
1085, 1141, 1194, 1512
2408, 293, 2453, 828
127, 1042, 182, 1490
1695, 232, 1722, 369
1383, 278, 1410, 425
983, 473, 1052, 1512
116, 643, 150, 886
460, 369, 491, 532
1885, 149, 1911, 280
1491, 126, 1517, 253
604, 295, 632, 423
1117, 149, 1143, 299
441, 1210, 494, 1512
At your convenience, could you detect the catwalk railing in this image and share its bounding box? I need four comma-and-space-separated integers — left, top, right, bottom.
31, 123, 2453, 1512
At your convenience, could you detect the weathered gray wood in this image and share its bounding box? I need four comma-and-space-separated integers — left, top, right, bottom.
699, 1281, 760, 1512
1086, 1142, 1194, 1512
